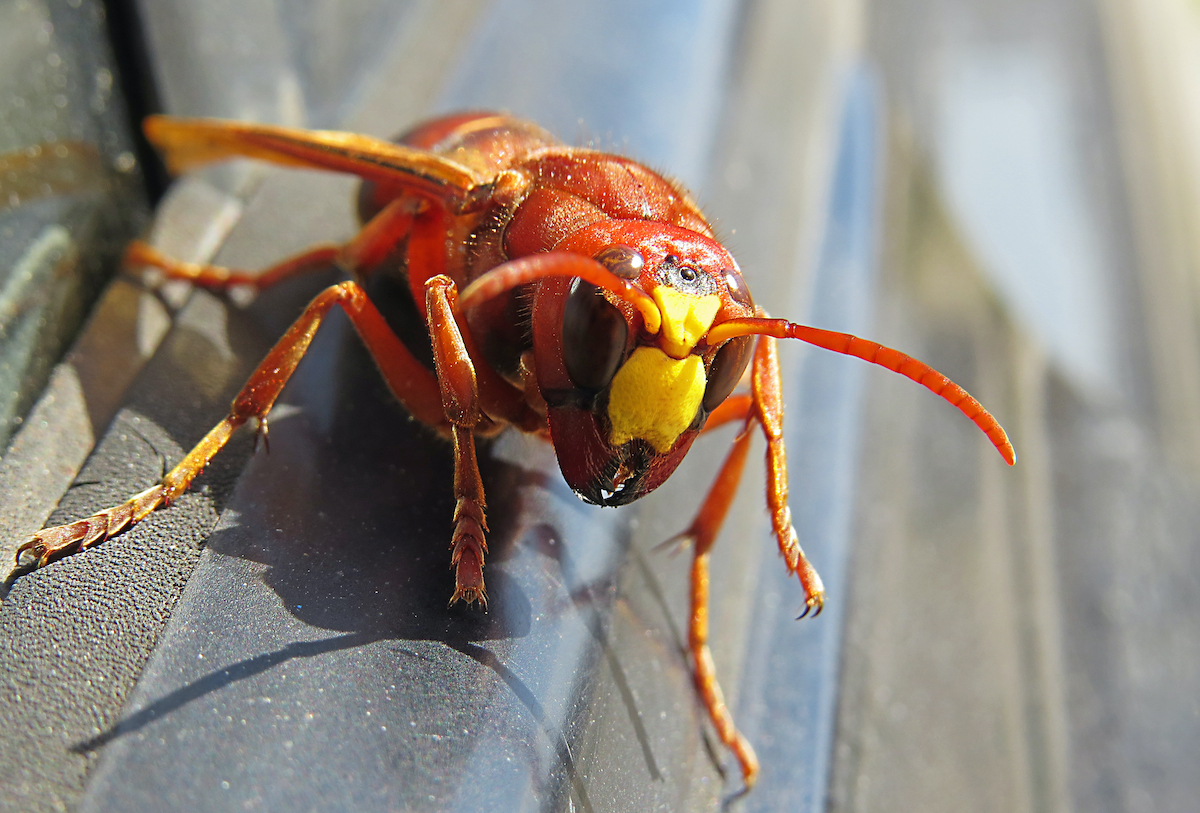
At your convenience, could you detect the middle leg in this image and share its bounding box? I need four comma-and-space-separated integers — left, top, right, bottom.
18, 281, 443, 567
122, 196, 423, 296
683, 419, 761, 786
663, 389, 762, 785
669, 336, 827, 787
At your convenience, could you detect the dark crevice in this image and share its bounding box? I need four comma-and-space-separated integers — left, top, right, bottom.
98, 0, 169, 202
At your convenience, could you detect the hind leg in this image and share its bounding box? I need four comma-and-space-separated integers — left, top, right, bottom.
124, 240, 341, 293
124, 196, 422, 295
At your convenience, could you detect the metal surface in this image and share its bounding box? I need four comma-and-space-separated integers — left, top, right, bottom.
0, 0, 147, 452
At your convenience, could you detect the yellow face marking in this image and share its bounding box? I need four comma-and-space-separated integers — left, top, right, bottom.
607, 346, 706, 453
652, 288, 721, 358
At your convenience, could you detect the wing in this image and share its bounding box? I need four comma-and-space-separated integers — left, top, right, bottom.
143, 116, 492, 213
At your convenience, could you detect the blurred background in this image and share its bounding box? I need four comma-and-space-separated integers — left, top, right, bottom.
0, 0, 1198, 811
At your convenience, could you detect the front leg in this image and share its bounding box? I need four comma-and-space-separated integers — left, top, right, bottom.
425, 275, 490, 607
752, 334, 824, 615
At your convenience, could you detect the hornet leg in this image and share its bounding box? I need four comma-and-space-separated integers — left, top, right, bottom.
17, 281, 443, 567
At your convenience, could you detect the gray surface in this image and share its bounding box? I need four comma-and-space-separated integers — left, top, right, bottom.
829, 2, 1200, 813
0, 298, 261, 812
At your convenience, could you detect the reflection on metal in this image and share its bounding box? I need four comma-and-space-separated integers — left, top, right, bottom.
439, 0, 741, 189
1, 225, 75, 324
936, 47, 1116, 396
0, 142, 107, 211
739, 66, 880, 813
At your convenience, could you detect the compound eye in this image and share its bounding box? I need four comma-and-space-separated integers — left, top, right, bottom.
594, 245, 645, 279
724, 268, 754, 310
702, 335, 753, 412
563, 279, 629, 391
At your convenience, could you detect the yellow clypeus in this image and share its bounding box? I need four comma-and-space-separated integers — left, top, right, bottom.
608, 346, 706, 452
